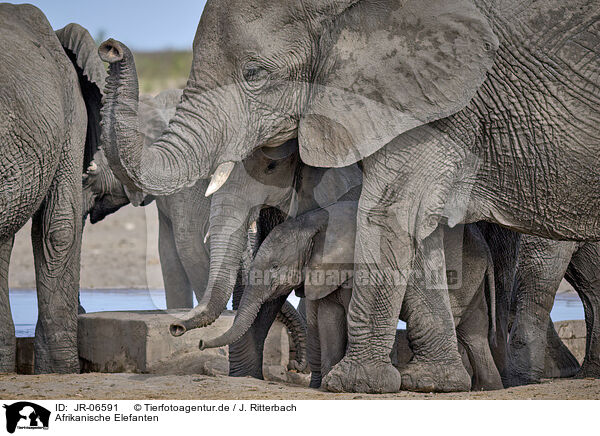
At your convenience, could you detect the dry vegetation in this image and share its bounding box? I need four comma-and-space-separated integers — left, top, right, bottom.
134, 50, 193, 94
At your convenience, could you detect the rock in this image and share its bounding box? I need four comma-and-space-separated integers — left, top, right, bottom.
263, 321, 290, 368
78, 309, 235, 374
263, 365, 288, 383
78, 309, 297, 381
554, 320, 586, 364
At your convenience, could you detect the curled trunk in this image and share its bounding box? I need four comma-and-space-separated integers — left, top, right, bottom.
170, 191, 249, 336
99, 39, 209, 196
199, 298, 263, 350
276, 301, 308, 372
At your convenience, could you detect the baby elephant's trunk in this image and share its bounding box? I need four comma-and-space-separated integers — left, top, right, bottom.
199, 300, 262, 350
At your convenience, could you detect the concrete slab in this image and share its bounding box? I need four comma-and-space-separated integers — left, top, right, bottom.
77, 309, 306, 384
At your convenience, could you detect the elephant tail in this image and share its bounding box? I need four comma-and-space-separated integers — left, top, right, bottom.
485, 248, 497, 347
276, 300, 308, 372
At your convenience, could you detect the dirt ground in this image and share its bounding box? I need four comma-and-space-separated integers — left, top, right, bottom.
0, 373, 598, 400
10, 204, 164, 290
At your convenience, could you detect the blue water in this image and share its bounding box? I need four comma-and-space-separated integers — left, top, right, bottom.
8, 289, 584, 338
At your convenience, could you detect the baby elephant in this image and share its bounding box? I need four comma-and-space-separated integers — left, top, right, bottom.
200, 201, 502, 391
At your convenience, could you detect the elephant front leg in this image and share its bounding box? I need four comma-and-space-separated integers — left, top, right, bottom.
321, 200, 405, 393
323, 143, 470, 393
399, 227, 471, 392
567, 243, 600, 378
229, 278, 287, 378
305, 299, 322, 388
157, 211, 193, 309
31, 178, 81, 374
0, 236, 16, 372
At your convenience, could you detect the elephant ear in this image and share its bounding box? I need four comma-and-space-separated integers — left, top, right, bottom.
56, 23, 107, 171
299, 0, 498, 167
304, 203, 356, 301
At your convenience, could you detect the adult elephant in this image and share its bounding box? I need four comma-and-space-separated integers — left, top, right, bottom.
99, 0, 600, 392
0, 5, 104, 373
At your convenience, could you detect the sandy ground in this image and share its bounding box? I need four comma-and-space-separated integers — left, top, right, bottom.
0, 373, 598, 400
10, 204, 165, 290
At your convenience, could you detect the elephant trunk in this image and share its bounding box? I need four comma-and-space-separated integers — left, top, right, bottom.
276, 301, 308, 372
170, 191, 250, 336
199, 296, 263, 351
99, 39, 211, 196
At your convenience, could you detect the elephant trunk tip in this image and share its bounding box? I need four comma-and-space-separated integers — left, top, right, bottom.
98, 39, 124, 63
198, 339, 207, 351
169, 322, 187, 337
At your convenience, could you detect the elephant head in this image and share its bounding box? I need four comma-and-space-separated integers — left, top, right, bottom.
198, 201, 358, 350
99, 0, 497, 197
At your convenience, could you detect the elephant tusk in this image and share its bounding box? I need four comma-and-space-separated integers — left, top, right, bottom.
205, 161, 235, 197
87, 161, 98, 174
204, 231, 210, 244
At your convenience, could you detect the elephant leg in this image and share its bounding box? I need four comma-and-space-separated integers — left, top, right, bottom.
322, 197, 405, 392
0, 236, 16, 373
228, 207, 287, 378
476, 222, 521, 383
323, 145, 469, 393
456, 289, 503, 391
305, 299, 322, 388
297, 293, 307, 325
544, 319, 579, 378
31, 175, 82, 374
319, 289, 350, 380
506, 238, 574, 386
399, 227, 471, 392
158, 210, 193, 309
566, 243, 600, 378
229, 293, 288, 379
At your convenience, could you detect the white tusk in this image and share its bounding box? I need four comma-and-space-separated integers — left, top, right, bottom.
205, 161, 235, 197
87, 161, 98, 174
204, 231, 210, 244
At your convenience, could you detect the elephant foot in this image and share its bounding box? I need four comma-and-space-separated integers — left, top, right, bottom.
322, 357, 401, 393
503, 371, 541, 388
575, 360, 600, 379
399, 359, 471, 393
471, 373, 504, 391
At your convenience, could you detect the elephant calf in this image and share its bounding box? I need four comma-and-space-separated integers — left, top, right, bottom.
200, 201, 502, 391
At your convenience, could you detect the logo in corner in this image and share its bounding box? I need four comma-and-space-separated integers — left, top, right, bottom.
3, 402, 50, 433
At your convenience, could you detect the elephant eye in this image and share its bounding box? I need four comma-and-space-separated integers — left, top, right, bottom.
270, 263, 280, 271
242, 63, 269, 87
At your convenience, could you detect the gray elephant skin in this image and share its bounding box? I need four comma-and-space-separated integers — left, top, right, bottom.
201, 201, 502, 391
84, 91, 315, 374
507, 238, 600, 385
99, 0, 600, 393
0, 5, 104, 373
